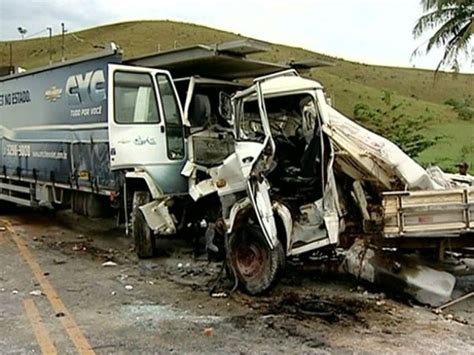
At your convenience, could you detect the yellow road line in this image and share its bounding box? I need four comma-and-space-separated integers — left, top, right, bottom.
23, 298, 58, 355
3, 219, 95, 355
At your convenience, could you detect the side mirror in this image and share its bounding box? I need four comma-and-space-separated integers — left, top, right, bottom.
218, 91, 233, 124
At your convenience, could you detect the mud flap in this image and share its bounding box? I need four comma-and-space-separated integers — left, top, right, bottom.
139, 199, 176, 235
344, 240, 456, 307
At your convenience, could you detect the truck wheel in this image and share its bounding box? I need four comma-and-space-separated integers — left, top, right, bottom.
227, 224, 285, 295
132, 191, 155, 258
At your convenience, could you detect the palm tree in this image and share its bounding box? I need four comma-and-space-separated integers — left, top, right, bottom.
413, 0, 474, 71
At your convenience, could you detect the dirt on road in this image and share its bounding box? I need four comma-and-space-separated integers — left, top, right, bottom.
0, 207, 473, 354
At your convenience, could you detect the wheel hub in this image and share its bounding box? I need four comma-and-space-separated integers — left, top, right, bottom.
234, 243, 266, 278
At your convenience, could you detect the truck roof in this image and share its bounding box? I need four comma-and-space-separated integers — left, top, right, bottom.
234, 72, 324, 100
173, 76, 245, 87
0, 43, 121, 81
260, 75, 324, 95
126, 39, 332, 80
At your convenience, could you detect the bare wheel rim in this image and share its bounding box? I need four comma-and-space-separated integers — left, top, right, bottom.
233, 242, 268, 279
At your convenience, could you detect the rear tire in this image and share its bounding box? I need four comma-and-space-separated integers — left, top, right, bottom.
132, 191, 155, 258
227, 224, 285, 295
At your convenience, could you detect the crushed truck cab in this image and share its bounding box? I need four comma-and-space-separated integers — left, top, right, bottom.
189, 70, 343, 293
196, 69, 474, 296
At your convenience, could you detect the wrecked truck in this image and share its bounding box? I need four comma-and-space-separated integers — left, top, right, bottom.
0, 43, 240, 259
0, 39, 320, 259
2, 38, 472, 302
184, 69, 474, 300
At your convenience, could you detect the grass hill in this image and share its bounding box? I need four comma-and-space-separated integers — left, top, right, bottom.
1, 20, 473, 171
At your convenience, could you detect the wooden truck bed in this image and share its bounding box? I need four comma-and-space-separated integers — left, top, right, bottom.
382, 187, 474, 238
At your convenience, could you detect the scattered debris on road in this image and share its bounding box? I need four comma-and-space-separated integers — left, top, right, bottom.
2, 209, 472, 353
435, 291, 474, 313
29, 290, 43, 296
102, 261, 118, 267
203, 327, 214, 336
343, 239, 457, 307
72, 244, 87, 252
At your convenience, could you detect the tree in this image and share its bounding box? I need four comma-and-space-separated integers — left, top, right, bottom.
413, 0, 474, 71
353, 91, 442, 158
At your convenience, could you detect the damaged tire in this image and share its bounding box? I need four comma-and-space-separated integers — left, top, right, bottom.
132, 190, 155, 258
227, 224, 285, 295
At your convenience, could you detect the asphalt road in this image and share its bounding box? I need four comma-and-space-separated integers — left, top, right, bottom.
0, 207, 473, 354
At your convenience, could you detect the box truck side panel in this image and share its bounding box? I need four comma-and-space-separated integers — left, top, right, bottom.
0, 55, 121, 192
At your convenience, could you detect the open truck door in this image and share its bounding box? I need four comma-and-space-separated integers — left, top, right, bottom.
233, 81, 279, 250
107, 64, 185, 171
175, 76, 242, 201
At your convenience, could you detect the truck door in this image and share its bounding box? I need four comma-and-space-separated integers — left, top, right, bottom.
108, 64, 186, 192
233, 82, 279, 250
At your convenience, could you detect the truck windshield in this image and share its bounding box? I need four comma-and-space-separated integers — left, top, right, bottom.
237, 97, 266, 142
238, 93, 318, 144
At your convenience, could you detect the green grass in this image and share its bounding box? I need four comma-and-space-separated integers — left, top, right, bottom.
420, 120, 474, 172
1, 20, 473, 171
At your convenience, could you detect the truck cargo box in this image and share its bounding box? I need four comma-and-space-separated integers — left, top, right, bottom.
0, 46, 122, 193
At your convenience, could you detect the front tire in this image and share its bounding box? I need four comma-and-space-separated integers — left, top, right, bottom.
132, 191, 155, 258
227, 224, 285, 295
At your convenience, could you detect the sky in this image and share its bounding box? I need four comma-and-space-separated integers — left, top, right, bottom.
0, 0, 473, 72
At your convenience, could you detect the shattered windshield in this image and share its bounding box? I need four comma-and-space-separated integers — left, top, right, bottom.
238, 93, 319, 144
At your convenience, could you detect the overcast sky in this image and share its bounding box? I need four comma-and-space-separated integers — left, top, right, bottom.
0, 0, 473, 72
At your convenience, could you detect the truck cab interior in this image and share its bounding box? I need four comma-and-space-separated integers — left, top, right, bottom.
240, 93, 330, 214
173, 78, 243, 168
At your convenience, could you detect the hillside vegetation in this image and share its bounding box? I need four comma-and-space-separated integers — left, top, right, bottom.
1, 20, 473, 171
